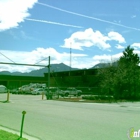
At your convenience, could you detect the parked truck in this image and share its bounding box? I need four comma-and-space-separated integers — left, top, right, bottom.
59, 87, 82, 97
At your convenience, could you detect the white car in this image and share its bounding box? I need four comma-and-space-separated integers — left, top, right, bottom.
0, 85, 7, 93
31, 88, 45, 95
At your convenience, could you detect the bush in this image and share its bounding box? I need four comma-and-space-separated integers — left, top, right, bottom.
82, 95, 114, 101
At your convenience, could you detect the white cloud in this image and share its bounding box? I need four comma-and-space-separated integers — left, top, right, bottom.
92, 50, 140, 66
0, 0, 37, 31
0, 48, 87, 72
132, 43, 140, 49
93, 54, 112, 63
62, 28, 111, 50
1, 47, 140, 72
116, 44, 125, 49
92, 53, 123, 63
62, 28, 125, 50
108, 31, 126, 43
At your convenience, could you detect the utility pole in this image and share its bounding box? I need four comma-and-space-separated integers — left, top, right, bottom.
47, 56, 50, 99
70, 42, 72, 75
70, 47, 71, 72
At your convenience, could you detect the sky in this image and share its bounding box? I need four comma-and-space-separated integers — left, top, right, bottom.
0, 0, 140, 73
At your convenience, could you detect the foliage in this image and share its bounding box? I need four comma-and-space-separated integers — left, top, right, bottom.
82, 95, 114, 100
119, 45, 139, 66
98, 45, 140, 100
82, 95, 114, 103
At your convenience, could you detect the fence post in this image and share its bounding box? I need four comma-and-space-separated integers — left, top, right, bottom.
42, 92, 44, 100
7, 90, 10, 102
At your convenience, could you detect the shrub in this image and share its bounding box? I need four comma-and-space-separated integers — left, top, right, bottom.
82, 95, 114, 101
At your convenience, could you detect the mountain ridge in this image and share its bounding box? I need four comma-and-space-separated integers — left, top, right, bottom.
0, 62, 113, 77
0, 63, 79, 77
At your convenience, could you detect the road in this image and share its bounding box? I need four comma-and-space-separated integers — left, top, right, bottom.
0, 94, 139, 140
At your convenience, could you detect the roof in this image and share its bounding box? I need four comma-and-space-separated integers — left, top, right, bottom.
0, 85, 6, 87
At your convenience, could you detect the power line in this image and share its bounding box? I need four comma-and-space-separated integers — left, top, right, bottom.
0, 52, 16, 63
34, 57, 48, 65
0, 62, 47, 67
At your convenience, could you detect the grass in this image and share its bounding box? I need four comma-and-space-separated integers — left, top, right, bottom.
0, 130, 28, 140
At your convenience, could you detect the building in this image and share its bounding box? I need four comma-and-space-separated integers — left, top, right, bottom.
0, 75, 47, 89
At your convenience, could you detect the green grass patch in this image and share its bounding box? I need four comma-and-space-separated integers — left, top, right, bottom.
0, 129, 28, 140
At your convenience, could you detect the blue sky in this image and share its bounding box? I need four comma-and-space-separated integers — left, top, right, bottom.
0, 0, 140, 72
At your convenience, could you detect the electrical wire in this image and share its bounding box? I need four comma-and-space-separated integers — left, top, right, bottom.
34, 57, 48, 65
0, 51, 16, 63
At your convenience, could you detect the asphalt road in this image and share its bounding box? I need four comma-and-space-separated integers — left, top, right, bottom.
0, 94, 140, 140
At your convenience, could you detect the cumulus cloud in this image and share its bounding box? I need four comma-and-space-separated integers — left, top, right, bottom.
92, 53, 123, 64
132, 43, 140, 49
0, 48, 87, 72
115, 44, 125, 49
0, 0, 37, 31
108, 31, 126, 43
93, 54, 112, 62
62, 28, 125, 50
1, 47, 140, 72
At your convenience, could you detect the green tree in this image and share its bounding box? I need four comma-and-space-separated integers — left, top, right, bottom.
98, 66, 116, 95
119, 45, 139, 66
98, 45, 140, 100
117, 45, 140, 99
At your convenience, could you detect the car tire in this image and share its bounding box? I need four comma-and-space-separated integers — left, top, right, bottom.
65, 93, 69, 97
77, 93, 81, 96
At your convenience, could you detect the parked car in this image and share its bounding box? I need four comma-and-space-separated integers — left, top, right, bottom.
19, 83, 46, 94
31, 88, 45, 95
10, 88, 19, 94
0, 85, 7, 93
48, 87, 63, 94
45, 87, 63, 99
59, 87, 82, 97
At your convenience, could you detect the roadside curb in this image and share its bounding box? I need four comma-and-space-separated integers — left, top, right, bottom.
0, 125, 41, 140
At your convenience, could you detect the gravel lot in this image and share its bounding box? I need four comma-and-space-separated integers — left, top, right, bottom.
0, 94, 140, 140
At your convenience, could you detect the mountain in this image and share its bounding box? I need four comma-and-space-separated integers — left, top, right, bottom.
91, 62, 118, 69
91, 63, 111, 69
0, 71, 11, 75
27, 63, 79, 76
0, 63, 79, 77
0, 62, 118, 77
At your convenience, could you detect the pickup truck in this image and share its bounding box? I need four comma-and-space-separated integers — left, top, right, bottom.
60, 88, 82, 97
45, 87, 63, 99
